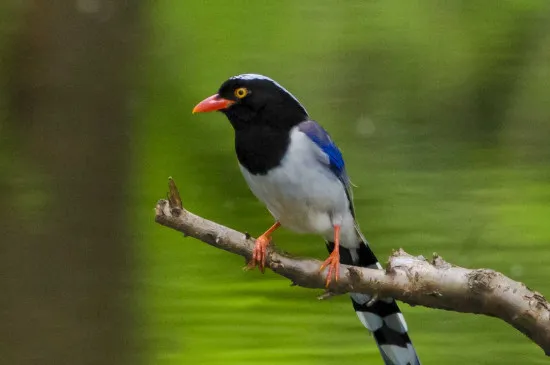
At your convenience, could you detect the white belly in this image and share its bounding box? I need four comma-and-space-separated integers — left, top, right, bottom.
239, 129, 358, 247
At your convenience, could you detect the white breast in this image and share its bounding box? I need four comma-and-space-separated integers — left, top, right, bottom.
239, 127, 358, 247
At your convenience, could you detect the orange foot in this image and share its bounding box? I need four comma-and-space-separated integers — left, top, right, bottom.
319, 248, 340, 287
319, 225, 341, 287
247, 234, 272, 273
246, 221, 280, 273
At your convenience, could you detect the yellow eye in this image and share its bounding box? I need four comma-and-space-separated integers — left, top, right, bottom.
234, 87, 248, 99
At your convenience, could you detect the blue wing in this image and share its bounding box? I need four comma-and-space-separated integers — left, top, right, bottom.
298, 120, 347, 178
298, 120, 355, 216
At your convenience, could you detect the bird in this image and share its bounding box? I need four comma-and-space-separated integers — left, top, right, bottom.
192, 73, 421, 365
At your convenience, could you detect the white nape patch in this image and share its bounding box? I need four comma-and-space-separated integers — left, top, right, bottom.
380, 344, 418, 365
384, 312, 408, 333
230, 73, 275, 81
229, 73, 307, 114
356, 312, 383, 332
350, 292, 371, 305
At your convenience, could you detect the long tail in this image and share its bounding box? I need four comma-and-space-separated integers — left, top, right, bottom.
326, 241, 421, 365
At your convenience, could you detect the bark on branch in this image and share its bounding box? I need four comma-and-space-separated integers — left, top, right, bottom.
155, 178, 550, 356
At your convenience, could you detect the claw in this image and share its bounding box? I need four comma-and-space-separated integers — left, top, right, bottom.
247, 234, 271, 272
246, 222, 280, 273
319, 224, 341, 287
319, 249, 340, 287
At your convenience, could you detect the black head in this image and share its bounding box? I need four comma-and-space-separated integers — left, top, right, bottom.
193, 74, 308, 131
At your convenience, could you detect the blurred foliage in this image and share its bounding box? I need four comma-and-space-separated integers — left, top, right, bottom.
2, 0, 550, 364
136, 1, 550, 364
137, 1, 550, 364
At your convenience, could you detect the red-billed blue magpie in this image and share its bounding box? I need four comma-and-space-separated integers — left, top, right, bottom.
193, 74, 421, 365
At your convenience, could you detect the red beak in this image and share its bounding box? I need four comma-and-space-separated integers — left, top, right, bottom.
192, 94, 235, 113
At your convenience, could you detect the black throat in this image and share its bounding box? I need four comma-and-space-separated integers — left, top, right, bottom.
234, 125, 290, 175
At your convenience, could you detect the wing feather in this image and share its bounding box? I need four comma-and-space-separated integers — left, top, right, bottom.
297, 120, 356, 217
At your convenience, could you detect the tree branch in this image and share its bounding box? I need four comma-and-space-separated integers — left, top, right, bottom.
155, 178, 550, 356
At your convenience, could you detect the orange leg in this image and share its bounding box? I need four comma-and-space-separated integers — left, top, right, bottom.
319, 225, 341, 287
247, 221, 281, 273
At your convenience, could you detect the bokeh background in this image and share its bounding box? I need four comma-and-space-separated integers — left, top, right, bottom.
1, 1, 550, 364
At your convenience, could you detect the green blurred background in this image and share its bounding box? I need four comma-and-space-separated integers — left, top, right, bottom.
1, 1, 550, 364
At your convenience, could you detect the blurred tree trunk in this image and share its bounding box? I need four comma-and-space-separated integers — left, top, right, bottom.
0, 1, 143, 364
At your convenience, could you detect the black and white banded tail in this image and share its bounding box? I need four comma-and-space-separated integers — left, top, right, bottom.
326, 241, 421, 365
